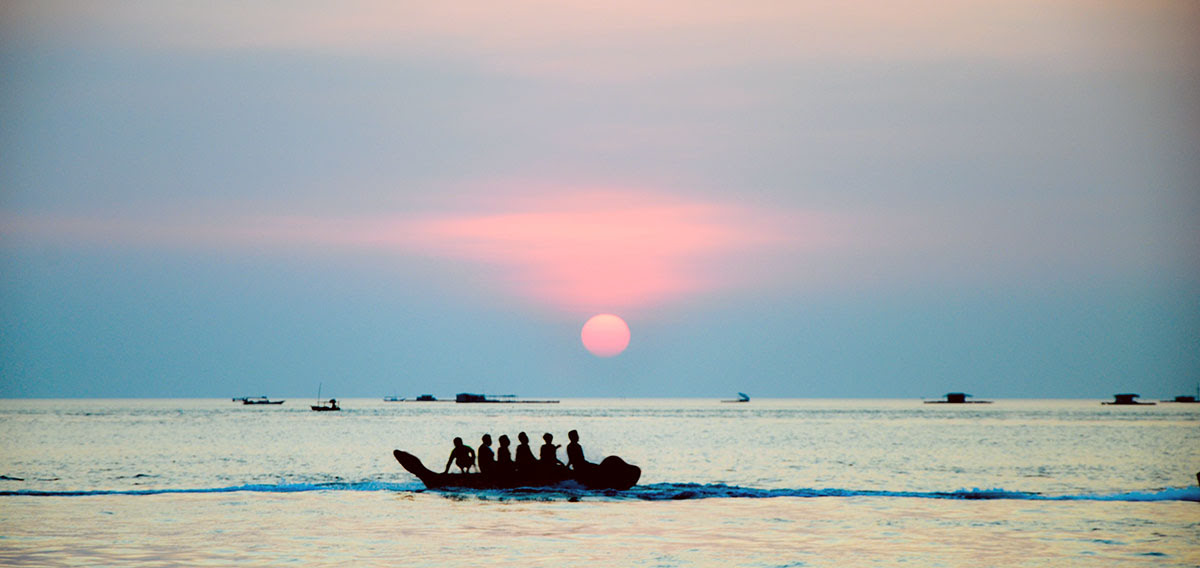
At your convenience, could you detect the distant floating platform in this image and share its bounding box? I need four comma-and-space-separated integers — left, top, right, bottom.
1102, 393, 1155, 405
1160, 395, 1198, 403
924, 392, 992, 404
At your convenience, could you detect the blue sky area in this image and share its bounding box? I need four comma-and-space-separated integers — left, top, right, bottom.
1, 2, 1197, 398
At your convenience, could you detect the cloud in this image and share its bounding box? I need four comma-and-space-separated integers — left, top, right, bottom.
7, 1, 1189, 82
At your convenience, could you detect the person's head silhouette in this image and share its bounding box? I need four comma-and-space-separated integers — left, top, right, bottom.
481, 434, 492, 446
453, 437, 463, 447
498, 434, 510, 447
543, 433, 553, 443
518, 432, 529, 444
568, 430, 579, 443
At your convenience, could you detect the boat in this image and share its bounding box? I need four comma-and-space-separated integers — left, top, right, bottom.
1162, 395, 1198, 403
455, 393, 558, 404
924, 392, 992, 404
1161, 385, 1199, 403
311, 399, 340, 411
392, 450, 640, 490
414, 394, 438, 402
383, 395, 404, 402
1102, 393, 1154, 406
721, 392, 750, 403
236, 396, 284, 405
310, 383, 341, 411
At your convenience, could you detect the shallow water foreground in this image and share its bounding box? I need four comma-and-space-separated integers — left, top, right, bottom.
2, 491, 1196, 567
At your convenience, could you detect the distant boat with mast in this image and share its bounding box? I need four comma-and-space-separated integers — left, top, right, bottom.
311, 383, 340, 411
721, 392, 750, 403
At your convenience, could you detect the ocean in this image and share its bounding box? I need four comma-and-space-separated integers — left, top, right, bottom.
1, 398, 1196, 566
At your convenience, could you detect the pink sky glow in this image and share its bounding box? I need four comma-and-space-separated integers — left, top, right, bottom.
404, 190, 804, 312
1, 189, 833, 313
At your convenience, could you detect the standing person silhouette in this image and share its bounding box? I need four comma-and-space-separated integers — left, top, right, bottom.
515, 432, 537, 472
442, 437, 475, 474
477, 434, 495, 474
496, 435, 513, 473
565, 429, 592, 471
540, 433, 564, 470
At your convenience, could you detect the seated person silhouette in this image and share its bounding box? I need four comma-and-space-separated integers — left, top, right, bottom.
495, 434, 513, 473
515, 432, 537, 472
565, 429, 593, 471
477, 434, 495, 475
540, 432, 565, 471
443, 437, 476, 474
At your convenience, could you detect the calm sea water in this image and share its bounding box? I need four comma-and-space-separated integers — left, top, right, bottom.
1, 398, 1197, 566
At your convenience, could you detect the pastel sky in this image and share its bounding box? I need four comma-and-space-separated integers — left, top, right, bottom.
2, 1, 1197, 398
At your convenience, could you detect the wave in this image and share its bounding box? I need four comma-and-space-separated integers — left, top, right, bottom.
3, 482, 1197, 502
624, 483, 1200, 503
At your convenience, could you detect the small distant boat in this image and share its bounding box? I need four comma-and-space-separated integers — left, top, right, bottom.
925, 392, 992, 404
455, 393, 558, 404
386, 394, 439, 402
236, 396, 284, 405
721, 392, 750, 403
311, 383, 341, 411
1102, 393, 1155, 406
1161, 385, 1199, 403
1162, 395, 1198, 403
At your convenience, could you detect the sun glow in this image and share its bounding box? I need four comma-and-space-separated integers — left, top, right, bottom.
404, 188, 804, 311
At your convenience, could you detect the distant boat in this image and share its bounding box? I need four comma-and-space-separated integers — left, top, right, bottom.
311, 383, 341, 411
385, 394, 440, 402
722, 392, 750, 403
1161, 384, 1199, 403
311, 399, 340, 411
454, 393, 558, 404
238, 396, 284, 405
1102, 393, 1154, 406
925, 392, 992, 404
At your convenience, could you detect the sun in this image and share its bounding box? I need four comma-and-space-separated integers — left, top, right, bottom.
581, 314, 631, 357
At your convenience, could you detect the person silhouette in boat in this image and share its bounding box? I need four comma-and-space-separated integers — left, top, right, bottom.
477, 434, 495, 474
496, 434, 513, 473
540, 432, 565, 470
443, 437, 476, 474
515, 432, 537, 472
565, 429, 592, 471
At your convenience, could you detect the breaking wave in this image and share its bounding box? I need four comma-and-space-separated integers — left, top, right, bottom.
3, 482, 1197, 502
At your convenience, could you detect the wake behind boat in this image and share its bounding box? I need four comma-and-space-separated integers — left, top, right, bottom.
393, 450, 640, 491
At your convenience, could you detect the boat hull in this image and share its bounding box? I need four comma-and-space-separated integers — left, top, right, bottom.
393, 450, 640, 491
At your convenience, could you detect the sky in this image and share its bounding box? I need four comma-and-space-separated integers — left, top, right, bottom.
1, 1, 1197, 399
